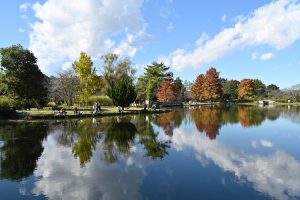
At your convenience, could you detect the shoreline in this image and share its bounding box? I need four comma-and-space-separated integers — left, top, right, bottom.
1, 109, 171, 121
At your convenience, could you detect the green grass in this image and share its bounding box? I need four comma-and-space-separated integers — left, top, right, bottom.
17, 106, 148, 116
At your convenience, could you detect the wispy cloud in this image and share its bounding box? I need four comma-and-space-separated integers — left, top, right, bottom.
222, 14, 227, 22
19, 3, 31, 12
252, 52, 274, 61
167, 22, 174, 32
168, 0, 300, 71
160, 0, 174, 19
18, 28, 25, 33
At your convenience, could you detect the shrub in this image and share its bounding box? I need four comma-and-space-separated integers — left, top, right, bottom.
0, 96, 15, 107
87, 96, 113, 106
47, 102, 56, 107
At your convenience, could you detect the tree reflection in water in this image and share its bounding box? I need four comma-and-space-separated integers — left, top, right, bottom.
0, 122, 48, 181
0, 105, 284, 180
53, 115, 171, 166
189, 105, 281, 140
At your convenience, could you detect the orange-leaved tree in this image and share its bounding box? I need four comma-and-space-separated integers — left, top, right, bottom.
238, 79, 254, 99
202, 67, 223, 101
157, 79, 179, 102
191, 74, 205, 101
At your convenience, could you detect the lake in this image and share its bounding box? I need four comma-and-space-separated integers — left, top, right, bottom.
0, 105, 300, 200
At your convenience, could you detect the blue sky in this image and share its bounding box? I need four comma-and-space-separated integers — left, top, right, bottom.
1, 0, 300, 88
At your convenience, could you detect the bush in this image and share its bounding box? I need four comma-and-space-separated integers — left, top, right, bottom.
87, 96, 113, 106
0, 96, 15, 107
47, 102, 56, 107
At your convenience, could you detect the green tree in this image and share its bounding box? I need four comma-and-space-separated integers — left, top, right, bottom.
174, 77, 186, 101
267, 84, 279, 91
0, 44, 48, 108
223, 80, 240, 100
144, 62, 169, 101
73, 52, 99, 105
135, 75, 147, 104
253, 79, 266, 97
0, 72, 8, 95
102, 53, 136, 95
108, 75, 136, 110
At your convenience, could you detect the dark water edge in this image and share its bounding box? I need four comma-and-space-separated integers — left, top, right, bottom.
0, 105, 300, 200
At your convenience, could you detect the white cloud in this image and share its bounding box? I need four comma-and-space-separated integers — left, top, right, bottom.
260, 52, 274, 60
29, 0, 150, 74
167, 23, 175, 32
32, 131, 151, 200
18, 28, 25, 33
172, 128, 300, 200
252, 139, 274, 148
160, 0, 174, 19
114, 30, 153, 57
252, 52, 274, 60
62, 62, 72, 71
169, 0, 300, 71
222, 14, 227, 22
19, 3, 31, 12
260, 139, 273, 147
195, 32, 210, 46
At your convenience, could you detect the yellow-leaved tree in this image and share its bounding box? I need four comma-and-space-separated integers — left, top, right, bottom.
73, 52, 100, 106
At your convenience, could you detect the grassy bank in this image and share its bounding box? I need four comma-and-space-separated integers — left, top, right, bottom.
12, 106, 170, 120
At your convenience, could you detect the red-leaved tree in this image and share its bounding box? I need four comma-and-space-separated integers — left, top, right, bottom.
238, 79, 254, 99
202, 67, 223, 101
157, 80, 179, 102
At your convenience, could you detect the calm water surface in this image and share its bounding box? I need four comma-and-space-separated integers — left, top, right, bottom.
0, 105, 300, 200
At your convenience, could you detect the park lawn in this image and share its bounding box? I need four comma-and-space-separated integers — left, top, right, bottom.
17, 106, 145, 116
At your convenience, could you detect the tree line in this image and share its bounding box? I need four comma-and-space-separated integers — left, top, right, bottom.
1, 44, 299, 110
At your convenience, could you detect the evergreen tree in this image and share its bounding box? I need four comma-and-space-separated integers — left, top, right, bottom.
223, 80, 240, 100
108, 75, 136, 110
144, 62, 169, 101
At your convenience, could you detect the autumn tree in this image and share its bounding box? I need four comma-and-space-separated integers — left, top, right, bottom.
73, 52, 100, 105
191, 74, 205, 101
238, 79, 254, 99
157, 79, 179, 102
202, 67, 223, 101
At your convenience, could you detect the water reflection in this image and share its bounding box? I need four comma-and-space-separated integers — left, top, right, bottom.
0, 105, 300, 200
0, 123, 48, 181
171, 129, 300, 200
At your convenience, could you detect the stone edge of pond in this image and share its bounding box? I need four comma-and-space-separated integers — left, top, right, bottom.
3, 109, 171, 121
